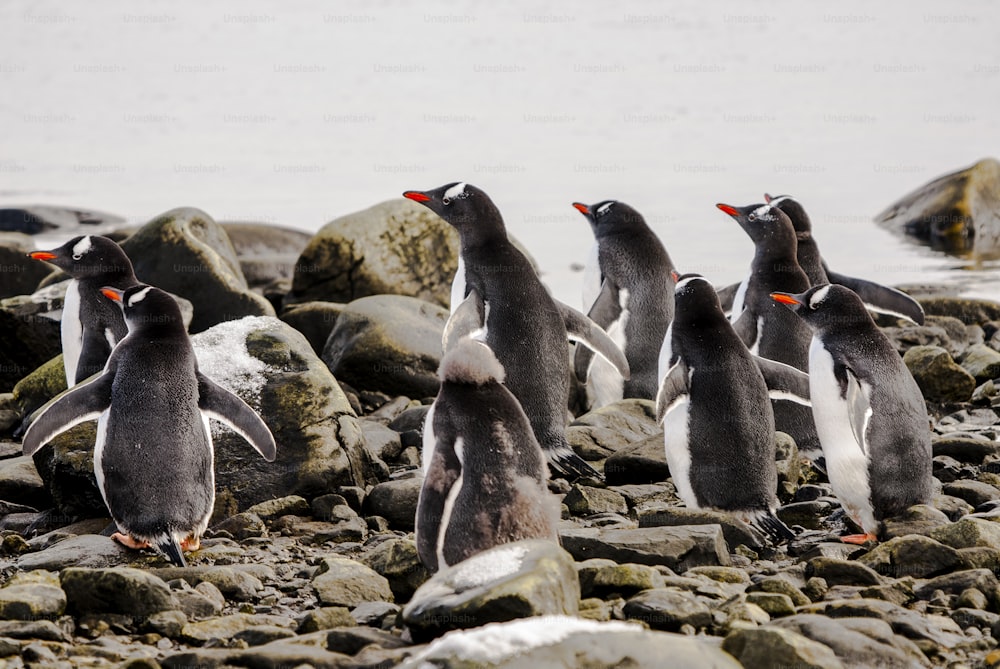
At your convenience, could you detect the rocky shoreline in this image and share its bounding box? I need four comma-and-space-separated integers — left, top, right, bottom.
0, 200, 999, 668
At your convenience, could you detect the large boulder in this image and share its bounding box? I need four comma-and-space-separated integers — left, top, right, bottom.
221, 222, 312, 290
0, 289, 62, 393
28, 317, 380, 520
0, 233, 51, 299
402, 539, 579, 641
289, 198, 460, 309
559, 525, 731, 570
322, 295, 448, 399
0, 205, 125, 235
875, 157, 1000, 259
121, 207, 274, 332
903, 345, 976, 402
400, 616, 742, 669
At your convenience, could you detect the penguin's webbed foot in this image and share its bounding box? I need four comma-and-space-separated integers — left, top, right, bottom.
111, 532, 150, 550
180, 536, 201, 552
840, 532, 878, 545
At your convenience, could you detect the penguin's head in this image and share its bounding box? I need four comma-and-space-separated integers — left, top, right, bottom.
438, 336, 505, 386
101, 284, 183, 331
771, 284, 871, 330
572, 200, 647, 238
764, 193, 812, 234
28, 235, 135, 279
716, 202, 797, 247
672, 272, 725, 323
403, 182, 505, 241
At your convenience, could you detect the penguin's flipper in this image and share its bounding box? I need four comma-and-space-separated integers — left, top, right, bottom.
442, 289, 485, 352
21, 371, 113, 456
826, 270, 925, 326
196, 373, 277, 462
655, 358, 690, 424
731, 309, 759, 350
754, 356, 812, 406
573, 280, 622, 381
557, 300, 630, 380
74, 329, 115, 384
841, 366, 872, 455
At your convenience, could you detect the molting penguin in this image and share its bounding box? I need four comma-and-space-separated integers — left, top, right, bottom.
571, 200, 675, 408
765, 193, 925, 325
403, 183, 629, 479
771, 284, 933, 543
28, 235, 140, 386
416, 336, 559, 571
656, 273, 809, 543
716, 201, 822, 457
21, 284, 276, 565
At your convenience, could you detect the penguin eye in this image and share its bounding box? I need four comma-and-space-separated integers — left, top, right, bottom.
748, 213, 756, 222
72, 254, 82, 260
442, 197, 451, 205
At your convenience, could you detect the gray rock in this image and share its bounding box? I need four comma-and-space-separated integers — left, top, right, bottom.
296, 607, 355, 633
149, 566, 264, 602
211, 511, 265, 540
623, 588, 713, 631
0, 456, 48, 509
0, 574, 65, 621
121, 206, 274, 332
882, 323, 960, 358
279, 300, 344, 356
0, 205, 125, 235
567, 399, 660, 459
903, 345, 976, 402
0, 299, 61, 393
178, 613, 294, 645
350, 601, 401, 627
929, 517, 1000, 550
857, 534, 961, 579
943, 480, 1000, 507
723, 626, 844, 669
922, 296, 1000, 325
325, 626, 409, 655
401, 616, 742, 669
322, 295, 448, 398
749, 578, 811, 607
233, 625, 297, 646
560, 525, 731, 570
564, 485, 628, 516
0, 233, 52, 300
881, 504, 952, 539
162, 645, 351, 669
0, 620, 69, 642
933, 435, 999, 463
961, 344, 1000, 382
289, 198, 460, 309
312, 557, 394, 608
577, 559, 665, 598
61, 567, 178, 617
633, 504, 764, 549
244, 495, 311, 521
875, 157, 1000, 260
220, 222, 312, 290
745, 592, 796, 617
360, 419, 404, 462
17, 535, 129, 571
603, 433, 671, 485
363, 476, 423, 531
403, 539, 579, 641
171, 581, 224, 619
914, 568, 1000, 604
805, 558, 882, 587
144, 610, 187, 638
360, 537, 431, 602
814, 598, 967, 648
772, 614, 930, 668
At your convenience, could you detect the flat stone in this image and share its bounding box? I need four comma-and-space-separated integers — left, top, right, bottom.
179, 613, 294, 645
244, 495, 311, 521
943, 480, 1000, 507
723, 626, 844, 669
559, 525, 731, 571
312, 557, 394, 608
324, 626, 408, 655
857, 534, 962, 579
232, 625, 297, 646
0, 620, 69, 642
805, 558, 882, 587
296, 607, 355, 633
0, 583, 66, 621
623, 588, 713, 631
633, 504, 764, 549
603, 433, 670, 485
810, 598, 967, 648
359, 537, 431, 602
61, 568, 177, 618
577, 560, 665, 598
749, 578, 811, 607
564, 484, 628, 516
881, 504, 952, 539
745, 592, 797, 617
772, 614, 929, 669
150, 566, 264, 602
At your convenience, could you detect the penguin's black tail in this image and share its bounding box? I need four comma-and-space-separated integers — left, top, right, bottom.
548, 447, 603, 481
752, 510, 797, 545
157, 537, 187, 567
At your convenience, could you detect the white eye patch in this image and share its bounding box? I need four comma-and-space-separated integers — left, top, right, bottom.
127, 286, 152, 307
72, 236, 92, 258
443, 182, 468, 203
809, 284, 831, 309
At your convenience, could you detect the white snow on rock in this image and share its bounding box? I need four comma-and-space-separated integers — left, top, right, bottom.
410, 616, 641, 666
449, 543, 530, 592
192, 315, 282, 409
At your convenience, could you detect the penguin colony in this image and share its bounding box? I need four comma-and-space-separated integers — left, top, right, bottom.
21, 185, 934, 570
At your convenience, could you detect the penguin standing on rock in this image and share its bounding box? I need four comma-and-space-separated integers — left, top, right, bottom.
764, 193, 925, 325
571, 200, 676, 408
416, 336, 559, 571
28, 235, 140, 386
771, 284, 933, 544
656, 273, 809, 543
403, 183, 629, 479
21, 284, 276, 565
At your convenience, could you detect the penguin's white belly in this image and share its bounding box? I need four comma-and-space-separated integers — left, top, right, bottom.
421, 402, 437, 475
809, 340, 876, 531
92, 410, 111, 509
657, 323, 673, 382
450, 257, 466, 314
729, 275, 749, 322
662, 397, 697, 509
586, 289, 629, 408
62, 280, 84, 387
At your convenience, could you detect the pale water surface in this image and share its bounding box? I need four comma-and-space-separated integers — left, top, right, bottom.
1, 0, 998, 304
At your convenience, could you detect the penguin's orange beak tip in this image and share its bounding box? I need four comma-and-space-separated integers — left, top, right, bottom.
770, 293, 800, 306
670, 270, 680, 282
764, 193, 773, 203
100, 288, 123, 302
403, 191, 431, 203
572, 202, 590, 215
716, 204, 739, 217
29, 251, 57, 261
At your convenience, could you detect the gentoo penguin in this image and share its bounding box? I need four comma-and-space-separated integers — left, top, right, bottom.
416, 336, 559, 571
571, 200, 675, 408
656, 273, 809, 543
28, 235, 139, 386
771, 284, 933, 544
716, 201, 821, 457
21, 284, 276, 565
403, 183, 629, 479
764, 193, 925, 325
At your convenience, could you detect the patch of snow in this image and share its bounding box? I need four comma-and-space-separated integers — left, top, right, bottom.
192, 316, 281, 410
448, 543, 530, 591
412, 616, 641, 666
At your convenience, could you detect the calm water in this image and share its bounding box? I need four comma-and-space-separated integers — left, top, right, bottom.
2, 0, 998, 304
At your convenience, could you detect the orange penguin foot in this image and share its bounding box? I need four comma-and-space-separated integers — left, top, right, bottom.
840, 532, 878, 545
111, 532, 150, 550
180, 536, 201, 552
